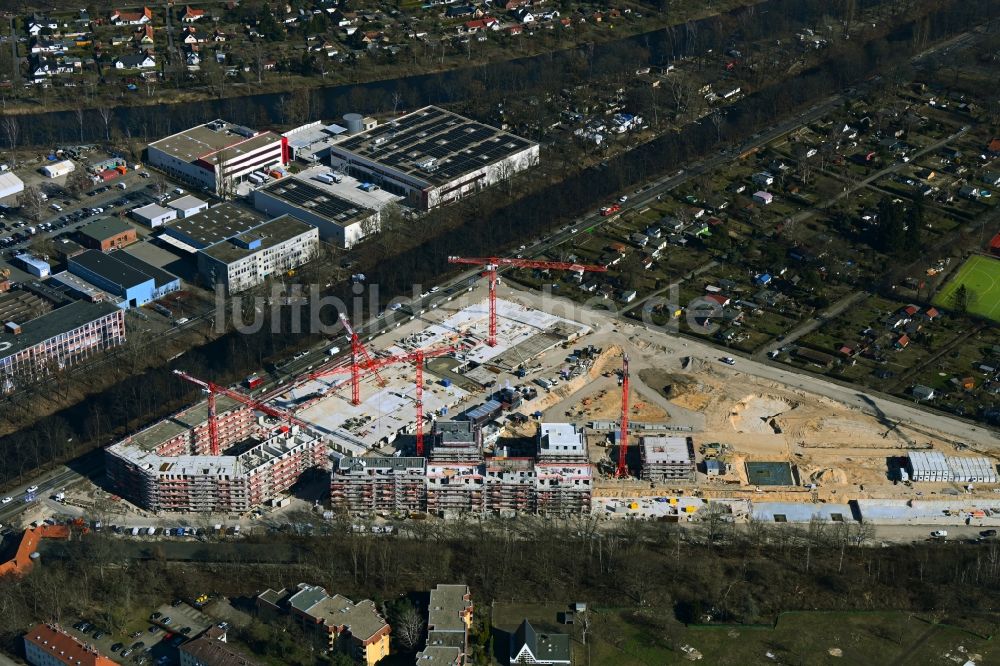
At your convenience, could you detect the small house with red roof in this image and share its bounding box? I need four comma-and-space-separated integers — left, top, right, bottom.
181, 5, 206, 22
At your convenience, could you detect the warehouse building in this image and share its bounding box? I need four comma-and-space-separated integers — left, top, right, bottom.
0, 283, 125, 389
132, 202, 177, 228
906, 451, 998, 483
78, 217, 138, 251
197, 214, 319, 293
252, 176, 378, 247
106, 412, 328, 513
0, 171, 24, 200
161, 203, 266, 250
328, 106, 539, 210
14, 252, 50, 278
68, 249, 180, 308
640, 436, 695, 483
166, 194, 210, 218
40, 159, 75, 178
147, 120, 286, 195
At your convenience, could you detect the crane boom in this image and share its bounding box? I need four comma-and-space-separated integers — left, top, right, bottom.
447, 255, 607, 346
173, 370, 307, 456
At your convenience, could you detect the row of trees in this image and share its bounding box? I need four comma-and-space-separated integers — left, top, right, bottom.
2, 517, 999, 659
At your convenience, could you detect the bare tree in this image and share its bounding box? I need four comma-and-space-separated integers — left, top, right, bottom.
98, 106, 114, 143
391, 601, 425, 652
2, 116, 19, 166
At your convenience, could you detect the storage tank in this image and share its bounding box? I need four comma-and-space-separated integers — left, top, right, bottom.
343, 113, 364, 135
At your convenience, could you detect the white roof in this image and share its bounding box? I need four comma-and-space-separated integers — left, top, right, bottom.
0, 172, 24, 197
539, 422, 585, 454
167, 194, 209, 211
133, 203, 175, 219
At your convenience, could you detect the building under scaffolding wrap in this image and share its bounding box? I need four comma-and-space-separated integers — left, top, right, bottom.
105, 398, 329, 512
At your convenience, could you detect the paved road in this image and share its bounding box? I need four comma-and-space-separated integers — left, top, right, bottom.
755, 290, 869, 358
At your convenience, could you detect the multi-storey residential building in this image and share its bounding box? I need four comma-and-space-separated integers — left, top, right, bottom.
256, 584, 390, 666
23, 624, 120, 666
537, 422, 588, 462
105, 402, 328, 512
418, 584, 473, 665
329, 456, 426, 514
147, 120, 287, 195
639, 436, 695, 483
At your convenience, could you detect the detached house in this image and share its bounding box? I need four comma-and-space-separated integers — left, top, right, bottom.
510, 620, 571, 665
115, 53, 156, 69
110, 7, 153, 25
135, 25, 154, 45
180, 5, 206, 22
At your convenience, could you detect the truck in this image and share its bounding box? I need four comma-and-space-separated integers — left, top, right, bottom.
244, 374, 264, 390
326, 345, 341, 357
313, 173, 335, 185
600, 203, 621, 216
247, 174, 264, 186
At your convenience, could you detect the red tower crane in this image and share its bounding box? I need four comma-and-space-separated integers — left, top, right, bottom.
304, 344, 460, 455
338, 312, 386, 406
447, 256, 607, 347
615, 354, 630, 478
173, 370, 306, 456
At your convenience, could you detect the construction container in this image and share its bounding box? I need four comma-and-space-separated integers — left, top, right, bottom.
628, 502, 639, 510
685, 505, 697, 513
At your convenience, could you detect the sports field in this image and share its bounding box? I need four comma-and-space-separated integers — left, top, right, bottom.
933, 254, 1000, 323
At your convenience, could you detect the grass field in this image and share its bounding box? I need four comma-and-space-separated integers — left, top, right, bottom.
491, 603, 996, 665
934, 254, 1000, 323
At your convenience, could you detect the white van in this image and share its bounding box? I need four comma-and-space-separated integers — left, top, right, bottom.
50, 203, 62, 212
327, 345, 341, 356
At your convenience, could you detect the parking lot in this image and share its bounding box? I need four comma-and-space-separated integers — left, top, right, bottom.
68, 599, 214, 666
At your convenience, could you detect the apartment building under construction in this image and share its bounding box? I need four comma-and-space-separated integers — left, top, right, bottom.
330, 421, 593, 516
106, 398, 328, 513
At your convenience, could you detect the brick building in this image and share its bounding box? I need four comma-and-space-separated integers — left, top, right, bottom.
23, 623, 120, 666
78, 218, 138, 251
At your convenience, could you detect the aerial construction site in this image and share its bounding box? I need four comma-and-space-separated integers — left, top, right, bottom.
83, 272, 1000, 528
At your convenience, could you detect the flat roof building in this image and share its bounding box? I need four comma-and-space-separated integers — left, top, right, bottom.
147, 120, 286, 195
252, 176, 377, 247
78, 217, 138, 252
132, 202, 177, 228
197, 214, 319, 293
640, 436, 695, 483
68, 249, 180, 308
537, 422, 587, 461
162, 203, 267, 250
329, 105, 539, 210
166, 194, 210, 218
0, 289, 125, 390
429, 420, 483, 462
330, 456, 427, 514
106, 419, 328, 513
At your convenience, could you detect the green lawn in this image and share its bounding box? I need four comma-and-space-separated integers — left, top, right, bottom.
491, 604, 996, 665
933, 254, 1000, 323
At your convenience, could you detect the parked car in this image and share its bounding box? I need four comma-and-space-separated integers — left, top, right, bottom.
720, 357, 736, 366
930, 530, 948, 538
980, 529, 997, 537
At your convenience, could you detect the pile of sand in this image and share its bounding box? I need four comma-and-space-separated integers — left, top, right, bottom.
730, 395, 796, 434
809, 468, 849, 485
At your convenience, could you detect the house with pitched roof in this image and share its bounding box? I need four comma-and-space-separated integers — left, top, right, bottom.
509, 619, 571, 665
